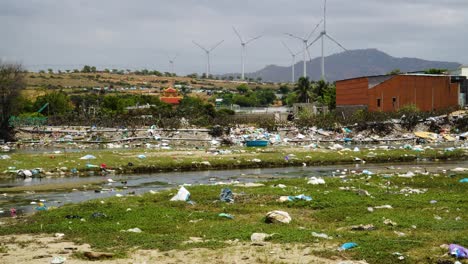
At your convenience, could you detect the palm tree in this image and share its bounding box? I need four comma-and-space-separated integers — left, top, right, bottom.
294, 77, 313, 103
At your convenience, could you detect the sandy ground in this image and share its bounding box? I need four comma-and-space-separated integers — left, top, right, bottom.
0, 234, 368, 264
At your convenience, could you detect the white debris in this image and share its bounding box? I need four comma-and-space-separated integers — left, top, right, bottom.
265, 210, 291, 224
311, 232, 332, 239
307, 177, 325, 185
170, 186, 190, 201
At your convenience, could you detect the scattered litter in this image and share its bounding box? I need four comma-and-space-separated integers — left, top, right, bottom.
398, 171, 415, 178
434, 215, 442, 220
311, 232, 332, 239
375, 205, 393, 209
251, 158, 262, 163
137, 154, 146, 159
91, 212, 107, 218
265, 210, 291, 224
367, 207, 374, 212
394, 231, 406, 237
307, 177, 325, 185
339, 242, 358, 251
54, 233, 65, 238
219, 188, 234, 203
126, 228, 142, 233
0, 155, 11, 159
50, 256, 66, 264
234, 182, 265, 187
251, 233, 272, 242
362, 169, 373, 175
218, 213, 234, 219
459, 178, 468, 183
430, 200, 438, 204
351, 224, 375, 231
170, 186, 191, 202
383, 218, 397, 226
449, 244, 468, 259
278, 194, 312, 202
80, 154, 96, 160
451, 167, 468, 172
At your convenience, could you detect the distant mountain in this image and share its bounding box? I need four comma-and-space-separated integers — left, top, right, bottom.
223, 49, 461, 82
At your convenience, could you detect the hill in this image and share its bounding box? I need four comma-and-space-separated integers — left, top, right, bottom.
225, 48, 461, 82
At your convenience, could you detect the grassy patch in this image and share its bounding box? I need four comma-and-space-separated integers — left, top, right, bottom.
1, 173, 467, 263
1, 147, 465, 178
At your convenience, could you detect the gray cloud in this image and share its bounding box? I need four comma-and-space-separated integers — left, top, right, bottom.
1, 0, 467, 74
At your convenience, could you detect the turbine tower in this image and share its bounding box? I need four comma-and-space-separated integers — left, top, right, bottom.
192, 40, 224, 78
167, 54, 178, 75
281, 41, 301, 83
307, 0, 347, 80
285, 20, 322, 79
232, 27, 262, 80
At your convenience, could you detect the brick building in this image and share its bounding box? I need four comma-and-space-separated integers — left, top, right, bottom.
336, 74, 466, 113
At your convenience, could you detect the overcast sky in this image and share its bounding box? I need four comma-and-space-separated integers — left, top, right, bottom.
1, 0, 467, 74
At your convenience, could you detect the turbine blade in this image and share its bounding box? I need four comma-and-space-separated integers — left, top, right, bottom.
306, 19, 323, 41
285, 33, 304, 41
325, 33, 347, 51
209, 40, 224, 52
245, 35, 261, 45
306, 34, 322, 48
281, 41, 294, 55
306, 48, 313, 61
232, 27, 244, 43
193, 41, 208, 52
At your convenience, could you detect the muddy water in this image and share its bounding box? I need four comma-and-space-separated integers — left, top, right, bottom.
0, 160, 466, 217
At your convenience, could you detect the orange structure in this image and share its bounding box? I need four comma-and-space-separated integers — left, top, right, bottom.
160, 86, 183, 105
336, 74, 464, 112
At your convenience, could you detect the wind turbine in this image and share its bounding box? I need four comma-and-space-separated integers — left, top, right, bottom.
285, 19, 322, 79
192, 40, 224, 78
232, 27, 262, 80
307, 0, 347, 80
281, 41, 301, 83
167, 54, 178, 75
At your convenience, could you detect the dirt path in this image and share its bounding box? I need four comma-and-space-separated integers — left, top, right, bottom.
0, 234, 367, 264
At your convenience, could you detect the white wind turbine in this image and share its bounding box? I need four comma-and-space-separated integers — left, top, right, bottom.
281, 41, 301, 83
232, 27, 262, 80
192, 40, 224, 78
307, 0, 347, 80
285, 19, 323, 79
167, 54, 178, 75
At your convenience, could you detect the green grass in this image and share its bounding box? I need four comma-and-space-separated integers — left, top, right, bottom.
1, 147, 465, 178
1, 172, 467, 263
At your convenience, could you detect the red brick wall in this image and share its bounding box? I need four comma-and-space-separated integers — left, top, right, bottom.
336, 77, 369, 106
368, 75, 458, 112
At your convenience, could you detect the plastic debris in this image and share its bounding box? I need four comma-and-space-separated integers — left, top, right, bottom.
218, 213, 234, 219
350, 224, 375, 231
383, 218, 397, 226
307, 177, 325, 185
311, 232, 332, 239
449, 244, 468, 259
459, 178, 468, 183
126, 228, 142, 233
170, 186, 191, 202
339, 242, 358, 251
50, 256, 66, 264
278, 194, 312, 202
265, 210, 291, 224
137, 154, 146, 159
54, 233, 65, 238
219, 188, 234, 203
251, 232, 272, 242
374, 205, 393, 209
80, 154, 96, 160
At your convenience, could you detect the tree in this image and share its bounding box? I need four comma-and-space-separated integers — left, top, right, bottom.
0, 63, 26, 141
47, 68, 53, 74
387, 68, 401, 75
294, 77, 313, 103
236, 84, 250, 94
424, 68, 447, 74
34, 91, 72, 116
279, 85, 290, 94
82, 65, 92, 73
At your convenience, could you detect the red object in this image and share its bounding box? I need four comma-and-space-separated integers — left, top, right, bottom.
10, 208, 17, 218
336, 75, 459, 112
100, 163, 107, 169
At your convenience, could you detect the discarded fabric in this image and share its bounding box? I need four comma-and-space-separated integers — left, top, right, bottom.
219, 188, 234, 203
126, 228, 142, 233
459, 178, 468, 183
449, 244, 468, 259
311, 232, 332, 239
307, 177, 325, 185
278, 194, 312, 202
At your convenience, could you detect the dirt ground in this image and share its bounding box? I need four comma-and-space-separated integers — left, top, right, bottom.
0, 234, 368, 264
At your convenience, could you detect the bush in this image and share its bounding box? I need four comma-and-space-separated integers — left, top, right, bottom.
398, 104, 422, 131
